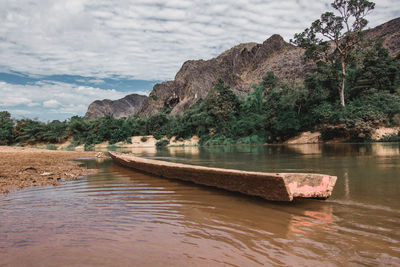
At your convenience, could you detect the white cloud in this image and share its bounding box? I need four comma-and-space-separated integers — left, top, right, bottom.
87, 79, 105, 84
43, 99, 61, 108
0, 96, 33, 107
0, 80, 134, 117
0, 0, 398, 81
8, 109, 33, 115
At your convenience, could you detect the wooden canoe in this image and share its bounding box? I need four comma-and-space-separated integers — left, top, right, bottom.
109, 152, 337, 202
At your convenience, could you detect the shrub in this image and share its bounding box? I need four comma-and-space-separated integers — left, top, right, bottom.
84, 143, 94, 151
378, 133, 400, 142
153, 132, 163, 140
46, 144, 57, 150
107, 144, 120, 151
141, 136, 148, 142
201, 134, 235, 146
237, 135, 265, 145
0, 111, 14, 145
65, 143, 75, 151
155, 139, 169, 148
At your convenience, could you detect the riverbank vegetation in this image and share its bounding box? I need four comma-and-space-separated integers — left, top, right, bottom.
1, 0, 399, 148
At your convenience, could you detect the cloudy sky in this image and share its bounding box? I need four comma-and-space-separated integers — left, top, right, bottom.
1, 0, 399, 120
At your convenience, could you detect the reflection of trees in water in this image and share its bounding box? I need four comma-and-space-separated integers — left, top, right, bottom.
320, 143, 400, 157
117, 143, 400, 161
281, 143, 400, 157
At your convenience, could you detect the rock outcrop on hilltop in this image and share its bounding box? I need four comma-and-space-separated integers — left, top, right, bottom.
364, 17, 400, 57
85, 93, 147, 119
138, 34, 307, 116
137, 18, 400, 117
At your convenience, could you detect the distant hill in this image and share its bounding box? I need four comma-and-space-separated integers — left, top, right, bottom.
85, 93, 147, 119
137, 17, 400, 117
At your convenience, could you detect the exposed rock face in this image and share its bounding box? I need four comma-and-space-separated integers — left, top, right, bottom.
138, 18, 399, 117
138, 34, 307, 116
285, 131, 322, 144
365, 17, 400, 57
85, 94, 147, 119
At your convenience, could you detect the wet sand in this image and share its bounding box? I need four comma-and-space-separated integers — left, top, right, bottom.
0, 146, 97, 194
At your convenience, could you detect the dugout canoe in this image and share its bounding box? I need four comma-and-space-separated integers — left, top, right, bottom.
109, 152, 337, 202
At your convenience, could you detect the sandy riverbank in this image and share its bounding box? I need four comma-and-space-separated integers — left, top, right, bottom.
0, 146, 98, 194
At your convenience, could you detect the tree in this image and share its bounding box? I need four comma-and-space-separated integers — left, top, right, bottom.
0, 111, 14, 145
204, 78, 240, 125
262, 71, 279, 90
291, 0, 375, 107
14, 119, 47, 144
43, 120, 68, 143
354, 43, 400, 94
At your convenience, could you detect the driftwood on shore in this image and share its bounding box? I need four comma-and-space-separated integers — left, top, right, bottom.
109, 152, 337, 202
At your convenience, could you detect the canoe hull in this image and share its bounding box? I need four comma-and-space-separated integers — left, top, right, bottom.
109, 152, 337, 202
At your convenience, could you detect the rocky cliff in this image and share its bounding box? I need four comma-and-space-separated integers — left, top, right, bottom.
364, 17, 400, 57
85, 93, 147, 119
138, 34, 307, 116
137, 18, 400, 117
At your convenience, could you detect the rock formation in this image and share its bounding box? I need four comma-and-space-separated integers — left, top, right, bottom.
138, 34, 307, 116
137, 18, 400, 117
85, 93, 147, 119
364, 17, 400, 57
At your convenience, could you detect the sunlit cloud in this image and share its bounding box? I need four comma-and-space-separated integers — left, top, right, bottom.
43, 99, 61, 108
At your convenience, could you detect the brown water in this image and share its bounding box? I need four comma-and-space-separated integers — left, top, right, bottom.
1, 143, 400, 266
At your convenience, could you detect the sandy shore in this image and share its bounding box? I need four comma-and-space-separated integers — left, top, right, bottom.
0, 146, 98, 194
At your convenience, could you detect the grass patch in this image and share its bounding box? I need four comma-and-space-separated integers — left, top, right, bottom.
46, 144, 57, 150
107, 144, 120, 151
65, 143, 75, 151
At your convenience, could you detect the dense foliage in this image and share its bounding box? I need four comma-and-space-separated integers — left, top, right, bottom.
0, 111, 14, 145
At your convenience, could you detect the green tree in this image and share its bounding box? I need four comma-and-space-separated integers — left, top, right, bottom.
350, 43, 400, 97
0, 111, 14, 145
42, 120, 68, 143
204, 78, 240, 127
262, 71, 279, 90
14, 119, 47, 144
291, 0, 375, 107
67, 116, 89, 143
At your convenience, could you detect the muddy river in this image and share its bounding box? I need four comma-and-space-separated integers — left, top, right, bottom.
1, 143, 399, 266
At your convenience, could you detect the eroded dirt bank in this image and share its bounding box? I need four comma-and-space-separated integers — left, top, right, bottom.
0, 146, 97, 194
